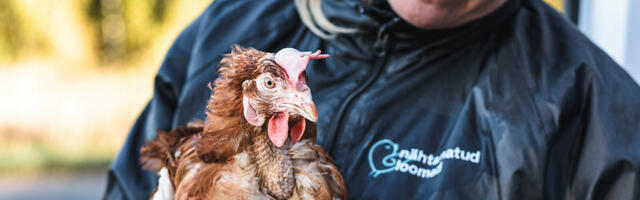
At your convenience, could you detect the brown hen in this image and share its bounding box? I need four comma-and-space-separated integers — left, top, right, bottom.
140, 46, 347, 200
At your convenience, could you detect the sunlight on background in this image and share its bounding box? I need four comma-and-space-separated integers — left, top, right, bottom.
0, 0, 210, 179
546, 0, 564, 11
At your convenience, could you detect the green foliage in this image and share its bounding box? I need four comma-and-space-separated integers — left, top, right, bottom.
83, 0, 177, 64
0, 0, 23, 60
0, 0, 180, 65
0, 0, 50, 62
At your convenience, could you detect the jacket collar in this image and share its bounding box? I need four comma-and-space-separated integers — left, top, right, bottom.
320, 0, 522, 57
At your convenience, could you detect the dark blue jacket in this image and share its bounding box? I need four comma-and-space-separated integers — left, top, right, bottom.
104, 0, 640, 199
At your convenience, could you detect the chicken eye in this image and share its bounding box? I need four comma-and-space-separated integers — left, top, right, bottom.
263, 77, 275, 89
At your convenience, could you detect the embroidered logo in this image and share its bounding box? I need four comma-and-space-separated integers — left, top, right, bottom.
368, 139, 481, 179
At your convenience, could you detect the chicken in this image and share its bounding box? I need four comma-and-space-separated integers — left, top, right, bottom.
140, 46, 347, 200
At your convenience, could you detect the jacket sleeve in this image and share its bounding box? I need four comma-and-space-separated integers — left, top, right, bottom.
545, 57, 640, 199
102, 7, 203, 200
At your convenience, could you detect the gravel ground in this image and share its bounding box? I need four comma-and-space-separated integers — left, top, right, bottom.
0, 170, 107, 200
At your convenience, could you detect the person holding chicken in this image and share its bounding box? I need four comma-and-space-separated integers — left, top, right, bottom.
104, 0, 640, 199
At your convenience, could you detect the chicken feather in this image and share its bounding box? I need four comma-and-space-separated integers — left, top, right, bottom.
141, 46, 346, 200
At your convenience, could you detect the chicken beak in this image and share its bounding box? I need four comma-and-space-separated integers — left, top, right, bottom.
283, 90, 318, 122
294, 99, 318, 122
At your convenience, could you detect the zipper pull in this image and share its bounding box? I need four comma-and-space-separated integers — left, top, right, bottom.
373, 17, 400, 56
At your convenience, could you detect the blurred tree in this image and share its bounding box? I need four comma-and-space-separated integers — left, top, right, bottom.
0, 0, 23, 61
87, 0, 127, 64
0, 0, 50, 62
86, 0, 175, 65
151, 0, 172, 23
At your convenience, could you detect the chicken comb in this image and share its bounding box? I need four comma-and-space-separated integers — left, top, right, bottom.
274, 48, 329, 88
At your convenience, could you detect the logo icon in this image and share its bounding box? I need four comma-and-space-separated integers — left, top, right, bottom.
367, 139, 481, 179
368, 139, 399, 177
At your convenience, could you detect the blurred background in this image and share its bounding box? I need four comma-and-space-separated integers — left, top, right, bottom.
0, 0, 638, 199
0, 0, 210, 199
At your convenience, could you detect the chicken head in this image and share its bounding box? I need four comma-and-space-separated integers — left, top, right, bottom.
241, 48, 328, 147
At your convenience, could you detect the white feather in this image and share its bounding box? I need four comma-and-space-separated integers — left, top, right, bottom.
152, 167, 174, 200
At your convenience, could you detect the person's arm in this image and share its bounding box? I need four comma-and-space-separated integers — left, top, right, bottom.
102, 9, 202, 200
544, 58, 640, 199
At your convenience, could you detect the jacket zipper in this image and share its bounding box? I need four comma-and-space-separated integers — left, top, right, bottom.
325, 17, 400, 156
